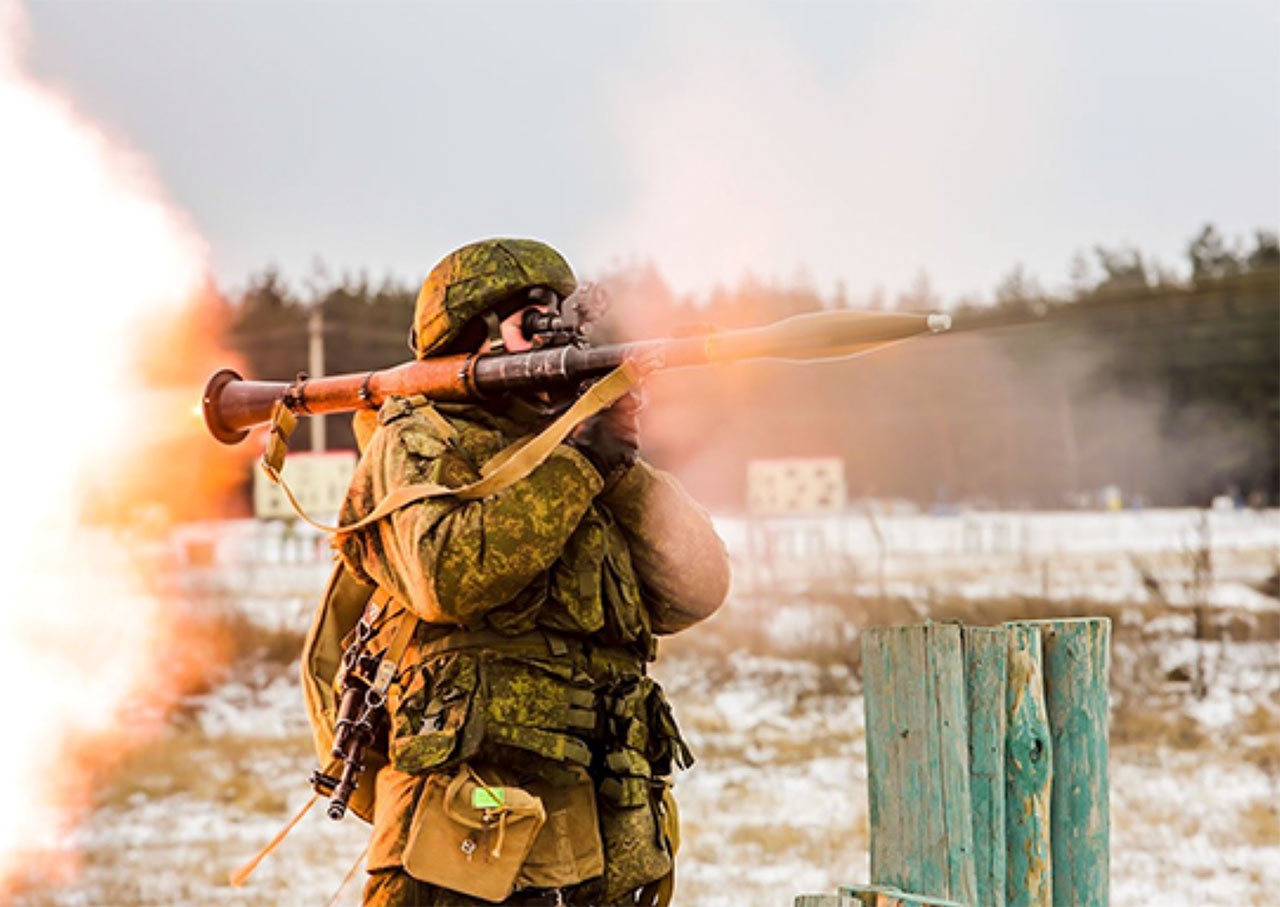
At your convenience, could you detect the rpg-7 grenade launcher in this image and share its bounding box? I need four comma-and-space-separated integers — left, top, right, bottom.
202, 287, 951, 445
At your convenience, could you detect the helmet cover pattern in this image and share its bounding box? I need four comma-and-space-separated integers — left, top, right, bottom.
412, 238, 577, 357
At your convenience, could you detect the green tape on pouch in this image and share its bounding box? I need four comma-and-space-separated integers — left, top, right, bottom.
472, 787, 506, 810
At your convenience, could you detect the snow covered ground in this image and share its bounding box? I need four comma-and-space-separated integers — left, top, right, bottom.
13, 508, 1280, 906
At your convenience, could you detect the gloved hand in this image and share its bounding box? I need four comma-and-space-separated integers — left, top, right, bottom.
567, 390, 643, 487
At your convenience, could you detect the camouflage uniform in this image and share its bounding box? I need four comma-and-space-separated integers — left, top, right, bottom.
335, 239, 730, 906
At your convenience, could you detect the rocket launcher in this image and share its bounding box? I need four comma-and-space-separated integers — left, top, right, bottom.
202, 309, 951, 445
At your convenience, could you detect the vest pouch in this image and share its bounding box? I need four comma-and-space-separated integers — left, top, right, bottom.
644, 678, 694, 775
597, 795, 673, 902
546, 509, 608, 636
599, 530, 650, 647
392, 652, 482, 776
402, 766, 546, 903
516, 767, 605, 890
474, 655, 597, 773
599, 676, 657, 808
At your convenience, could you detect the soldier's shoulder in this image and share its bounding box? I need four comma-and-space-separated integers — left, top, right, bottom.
376, 397, 504, 460
373, 396, 453, 458
377, 394, 428, 427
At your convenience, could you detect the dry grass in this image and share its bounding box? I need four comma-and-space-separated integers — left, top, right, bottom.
1111, 700, 1209, 750
86, 603, 313, 818
1237, 801, 1280, 849
689, 727, 857, 768
216, 610, 306, 667
96, 721, 305, 815
727, 821, 863, 864
1239, 703, 1280, 776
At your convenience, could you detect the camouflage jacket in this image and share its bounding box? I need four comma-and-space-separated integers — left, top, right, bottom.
335, 395, 730, 883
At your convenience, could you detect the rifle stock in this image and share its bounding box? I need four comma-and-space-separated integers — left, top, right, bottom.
202, 309, 949, 445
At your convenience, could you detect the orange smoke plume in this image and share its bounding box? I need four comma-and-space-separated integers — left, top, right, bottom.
0, 1, 245, 893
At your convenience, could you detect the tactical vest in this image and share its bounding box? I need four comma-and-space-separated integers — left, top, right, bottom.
304, 400, 693, 817
383, 494, 691, 793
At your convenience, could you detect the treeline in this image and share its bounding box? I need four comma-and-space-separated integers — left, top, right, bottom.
221, 225, 1279, 509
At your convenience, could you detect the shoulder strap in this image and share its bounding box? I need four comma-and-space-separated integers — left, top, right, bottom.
264, 361, 642, 535
332, 360, 643, 534
367, 599, 420, 699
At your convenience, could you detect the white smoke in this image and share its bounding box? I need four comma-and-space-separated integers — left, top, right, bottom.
0, 0, 209, 891
587, 2, 1065, 301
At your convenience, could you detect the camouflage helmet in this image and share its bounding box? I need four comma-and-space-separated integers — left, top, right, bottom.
411, 238, 577, 358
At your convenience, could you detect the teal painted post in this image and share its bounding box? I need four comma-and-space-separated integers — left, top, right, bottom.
964, 627, 1007, 907
1025, 618, 1111, 907
863, 625, 977, 906
1004, 623, 1053, 906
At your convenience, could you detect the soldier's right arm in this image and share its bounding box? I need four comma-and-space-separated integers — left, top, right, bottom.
336, 409, 603, 625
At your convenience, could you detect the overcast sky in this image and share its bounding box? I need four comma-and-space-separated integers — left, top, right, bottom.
16, 0, 1280, 304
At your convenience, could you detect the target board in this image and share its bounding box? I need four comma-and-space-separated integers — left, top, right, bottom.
747, 457, 847, 515
254, 451, 357, 521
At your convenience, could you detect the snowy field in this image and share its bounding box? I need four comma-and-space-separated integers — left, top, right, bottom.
12, 508, 1280, 906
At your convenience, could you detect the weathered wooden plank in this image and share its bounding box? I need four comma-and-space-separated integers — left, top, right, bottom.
964, 627, 1008, 907
862, 624, 976, 905
927, 626, 979, 907
840, 882, 969, 906
864, 627, 907, 894
864, 626, 921, 894
1026, 618, 1111, 907
839, 885, 890, 907
794, 895, 858, 907
1004, 622, 1054, 906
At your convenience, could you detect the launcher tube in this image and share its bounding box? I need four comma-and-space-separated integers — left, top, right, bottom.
202, 309, 949, 445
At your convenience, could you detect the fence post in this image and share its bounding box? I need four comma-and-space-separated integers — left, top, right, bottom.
860, 620, 1108, 907
863, 624, 977, 905
1021, 618, 1111, 907
964, 628, 1007, 907
1004, 623, 1053, 906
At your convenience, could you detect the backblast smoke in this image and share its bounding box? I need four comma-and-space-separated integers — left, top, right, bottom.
0, 0, 245, 894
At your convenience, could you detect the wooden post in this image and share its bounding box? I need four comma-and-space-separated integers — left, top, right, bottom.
839, 883, 968, 906
964, 628, 1007, 907
1024, 618, 1111, 907
1004, 623, 1053, 906
794, 895, 858, 907
863, 625, 977, 906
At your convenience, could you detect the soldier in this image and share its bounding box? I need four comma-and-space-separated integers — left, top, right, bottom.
335, 238, 731, 906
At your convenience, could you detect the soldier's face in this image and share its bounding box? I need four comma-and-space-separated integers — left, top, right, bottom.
489, 304, 547, 354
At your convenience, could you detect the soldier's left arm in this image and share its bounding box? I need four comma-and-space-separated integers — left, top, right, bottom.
599, 460, 731, 634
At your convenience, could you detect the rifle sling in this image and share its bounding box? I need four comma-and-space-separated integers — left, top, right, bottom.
229, 585, 416, 888
229, 791, 322, 887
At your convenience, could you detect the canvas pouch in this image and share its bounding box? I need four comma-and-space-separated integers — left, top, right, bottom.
402, 766, 546, 902
517, 767, 606, 889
